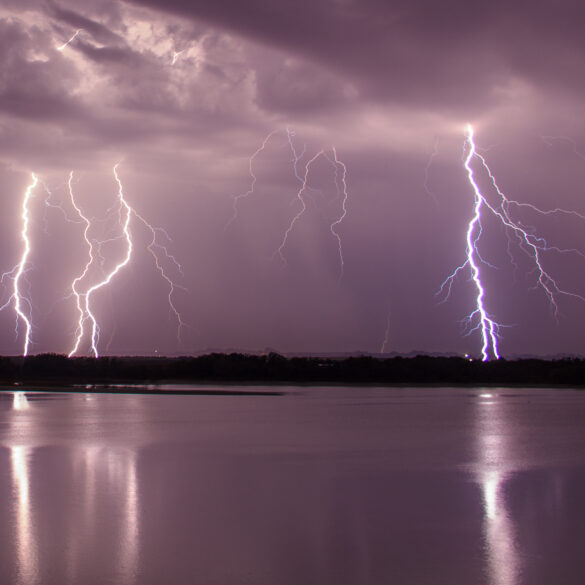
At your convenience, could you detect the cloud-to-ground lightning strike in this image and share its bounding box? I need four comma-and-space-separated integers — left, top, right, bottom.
461, 130, 501, 361
0, 174, 39, 356
68, 171, 95, 357
438, 126, 501, 361
380, 308, 392, 354
57, 29, 82, 52
132, 209, 188, 342
68, 165, 186, 357
82, 164, 133, 357
439, 124, 585, 360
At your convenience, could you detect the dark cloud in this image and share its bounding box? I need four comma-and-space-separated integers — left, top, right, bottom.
253, 56, 355, 114
47, 1, 124, 45
122, 0, 585, 110
74, 40, 146, 66
0, 19, 84, 122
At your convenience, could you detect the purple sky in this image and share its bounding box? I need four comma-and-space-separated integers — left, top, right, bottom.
2, 0, 585, 357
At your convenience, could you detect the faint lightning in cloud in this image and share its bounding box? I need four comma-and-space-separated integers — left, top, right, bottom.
0, 174, 39, 356
57, 29, 82, 52
541, 134, 585, 163
171, 50, 185, 66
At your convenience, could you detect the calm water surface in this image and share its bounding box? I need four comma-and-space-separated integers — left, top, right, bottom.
1, 386, 584, 585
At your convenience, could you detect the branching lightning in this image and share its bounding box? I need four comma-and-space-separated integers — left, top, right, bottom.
67, 165, 186, 357
0, 174, 39, 356
68, 171, 95, 357
286, 127, 307, 186
226, 129, 351, 277
460, 129, 501, 361
541, 134, 585, 163
439, 124, 585, 360
132, 210, 188, 341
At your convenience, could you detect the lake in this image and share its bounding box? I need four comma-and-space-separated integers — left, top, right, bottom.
1, 386, 584, 585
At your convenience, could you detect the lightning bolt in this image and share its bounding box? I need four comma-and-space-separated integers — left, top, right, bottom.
461, 131, 501, 361
225, 130, 280, 231
437, 127, 504, 360
286, 127, 307, 188
57, 29, 82, 52
82, 164, 133, 357
274, 150, 324, 267
541, 134, 585, 163
327, 147, 349, 281
439, 124, 585, 360
68, 171, 95, 357
0, 174, 38, 356
228, 130, 350, 276
380, 308, 391, 354
68, 165, 186, 357
132, 210, 188, 342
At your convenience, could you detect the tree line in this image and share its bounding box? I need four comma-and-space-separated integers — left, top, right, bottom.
0, 353, 584, 387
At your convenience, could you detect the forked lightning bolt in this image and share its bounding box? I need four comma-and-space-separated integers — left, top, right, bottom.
132, 209, 188, 341
439, 124, 585, 360
462, 128, 501, 361
274, 140, 351, 273
68, 171, 96, 357
227, 130, 351, 276
0, 174, 38, 356
286, 127, 307, 187
68, 165, 186, 357
81, 164, 133, 357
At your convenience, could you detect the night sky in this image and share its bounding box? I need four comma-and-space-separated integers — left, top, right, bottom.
2, 0, 585, 357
